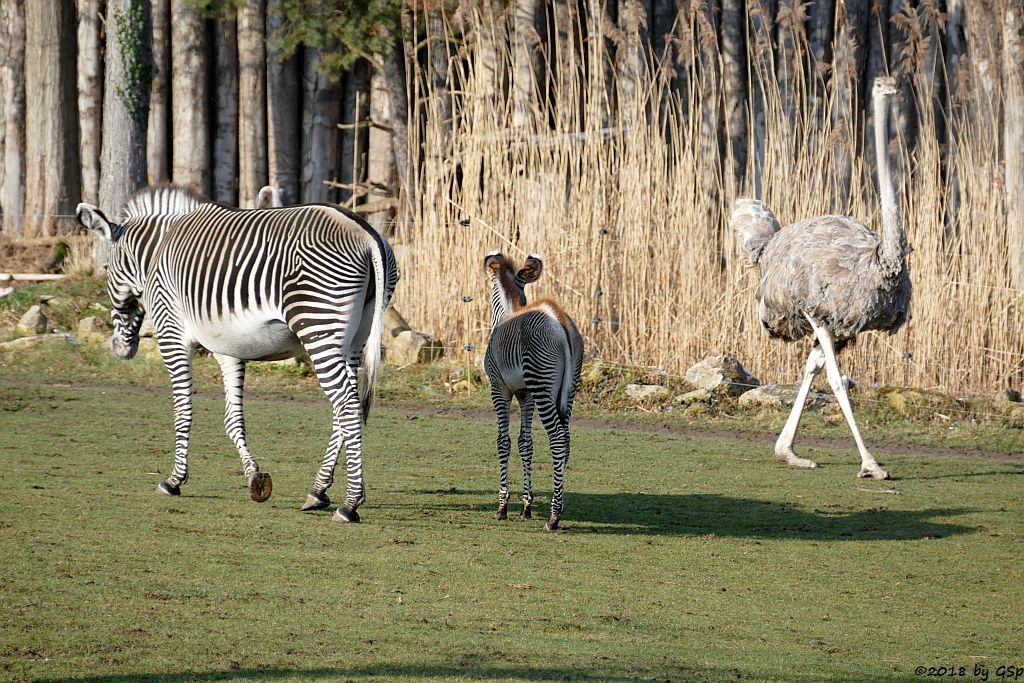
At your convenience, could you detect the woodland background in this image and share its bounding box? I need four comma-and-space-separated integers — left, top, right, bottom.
0, 0, 1022, 396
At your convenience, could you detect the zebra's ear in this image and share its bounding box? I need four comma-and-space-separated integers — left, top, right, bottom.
484, 251, 504, 275
516, 254, 543, 285
76, 203, 115, 242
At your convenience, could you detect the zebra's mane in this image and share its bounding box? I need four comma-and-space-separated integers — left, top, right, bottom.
122, 184, 208, 220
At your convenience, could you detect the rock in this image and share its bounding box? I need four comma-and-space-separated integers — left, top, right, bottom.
77, 316, 111, 348
1007, 405, 1024, 425
0, 333, 71, 348
137, 337, 163, 362
674, 388, 714, 405
684, 355, 759, 396
449, 379, 474, 394
16, 305, 49, 335
387, 329, 444, 365
994, 389, 1022, 414
738, 383, 832, 410
624, 383, 670, 403
582, 361, 613, 387
0, 286, 13, 300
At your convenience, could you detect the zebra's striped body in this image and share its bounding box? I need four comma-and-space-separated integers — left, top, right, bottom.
76, 186, 398, 522
483, 253, 583, 531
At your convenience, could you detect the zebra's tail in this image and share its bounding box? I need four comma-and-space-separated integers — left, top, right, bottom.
555, 329, 574, 426
360, 235, 387, 425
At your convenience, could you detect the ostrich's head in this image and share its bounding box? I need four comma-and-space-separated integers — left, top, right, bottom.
873, 76, 898, 99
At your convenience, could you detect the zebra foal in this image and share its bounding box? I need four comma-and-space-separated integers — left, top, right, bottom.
483, 252, 583, 530
76, 185, 398, 523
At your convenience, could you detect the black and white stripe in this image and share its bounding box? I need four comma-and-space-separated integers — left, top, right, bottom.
77, 186, 398, 523
483, 252, 584, 531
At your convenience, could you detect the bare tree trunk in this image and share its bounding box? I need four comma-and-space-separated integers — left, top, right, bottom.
550, 0, 578, 128
748, 0, 776, 196
170, 0, 209, 194
721, 0, 746, 191
266, 0, 301, 205
380, 36, 412, 222
427, 8, 452, 142
367, 63, 395, 227
510, 0, 539, 129
77, 0, 103, 206
887, 0, 917, 156
616, 0, 648, 130
808, 0, 833, 70
585, 0, 614, 131
1005, 3, 1024, 289
97, 0, 151, 268
0, 0, 25, 235
147, 0, 170, 183
964, 0, 1003, 126
300, 48, 340, 204
832, 0, 869, 209
339, 59, 370, 207
24, 0, 80, 237
212, 17, 238, 205
237, 0, 267, 208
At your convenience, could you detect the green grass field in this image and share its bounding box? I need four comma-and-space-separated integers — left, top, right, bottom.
1, 348, 1022, 682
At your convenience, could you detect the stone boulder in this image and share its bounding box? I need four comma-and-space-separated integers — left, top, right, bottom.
674, 388, 714, 405
77, 316, 112, 347
738, 383, 832, 410
0, 333, 70, 348
684, 355, 759, 397
388, 329, 444, 365
16, 305, 49, 335
625, 383, 670, 403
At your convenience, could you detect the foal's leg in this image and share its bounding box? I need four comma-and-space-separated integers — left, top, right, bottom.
491, 384, 513, 520
516, 392, 535, 519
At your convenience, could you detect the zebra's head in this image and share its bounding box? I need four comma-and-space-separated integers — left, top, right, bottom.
76, 203, 145, 360
484, 251, 543, 328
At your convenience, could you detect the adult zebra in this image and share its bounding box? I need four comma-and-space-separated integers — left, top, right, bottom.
483, 252, 584, 530
76, 185, 399, 523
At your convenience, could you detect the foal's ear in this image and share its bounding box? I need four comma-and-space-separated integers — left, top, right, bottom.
516, 254, 543, 285
76, 203, 115, 242
484, 251, 504, 275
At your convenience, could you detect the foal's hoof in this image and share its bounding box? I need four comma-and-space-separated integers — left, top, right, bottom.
496, 505, 508, 521
301, 491, 331, 511
156, 481, 180, 496
249, 472, 272, 503
331, 506, 361, 523
520, 505, 532, 520
544, 515, 560, 531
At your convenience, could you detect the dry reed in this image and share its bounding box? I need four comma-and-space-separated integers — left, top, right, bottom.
391, 5, 1021, 397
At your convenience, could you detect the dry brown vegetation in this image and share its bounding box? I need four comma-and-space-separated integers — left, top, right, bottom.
392, 4, 1022, 398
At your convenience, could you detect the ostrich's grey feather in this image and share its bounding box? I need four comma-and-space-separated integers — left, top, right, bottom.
752, 213, 911, 342
730, 198, 782, 266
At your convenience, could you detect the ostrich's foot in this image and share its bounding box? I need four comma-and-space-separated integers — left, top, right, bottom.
301, 490, 331, 511
156, 480, 181, 496
248, 472, 272, 503
857, 463, 890, 480
774, 448, 818, 469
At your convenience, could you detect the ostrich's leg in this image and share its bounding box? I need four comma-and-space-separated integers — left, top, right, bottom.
808, 319, 889, 479
774, 346, 825, 468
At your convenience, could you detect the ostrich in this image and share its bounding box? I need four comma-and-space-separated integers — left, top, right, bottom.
729, 76, 911, 480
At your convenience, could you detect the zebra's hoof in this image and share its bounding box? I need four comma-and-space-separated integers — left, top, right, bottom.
331, 506, 361, 523
156, 481, 180, 496
520, 505, 532, 520
301, 491, 331, 511
249, 472, 272, 503
545, 515, 560, 531
496, 505, 508, 520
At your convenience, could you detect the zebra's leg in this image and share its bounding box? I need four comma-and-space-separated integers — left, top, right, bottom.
491, 384, 513, 521
538, 399, 570, 531
809, 319, 889, 480
213, 353, 271, 502
516, 392, 535, 519
156, 341, 195, 496
774, 345, 826, 469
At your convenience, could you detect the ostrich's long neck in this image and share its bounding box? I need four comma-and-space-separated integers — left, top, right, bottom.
874, 93, 906, 278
